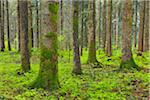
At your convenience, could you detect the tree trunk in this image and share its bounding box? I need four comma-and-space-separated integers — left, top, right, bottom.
138, 1, 145, 54
115, 1, 119, 48
6, 0, 11, 51
17, 0, 21, 52
134, 0, 138, 48
33, 0, 59, 90
0, 0, 5, 52
105, 0, 112, 57
72, 1, 82, 75
87, 0, 97, 63
28, 1, 33, 51
36, 0, 39, 48
143, 1, 149, 52
102, 0, 106, 51
80, 1, 84, 56
120, 0, 138, 69
60, 0, 63, 35
19, 0, 30, 72
98, 0, 102, 51
83, 2, 88, 49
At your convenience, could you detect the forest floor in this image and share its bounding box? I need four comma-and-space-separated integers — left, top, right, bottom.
0, 49, 149, 100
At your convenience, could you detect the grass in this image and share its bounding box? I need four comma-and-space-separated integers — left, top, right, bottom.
0, 48, 149, 100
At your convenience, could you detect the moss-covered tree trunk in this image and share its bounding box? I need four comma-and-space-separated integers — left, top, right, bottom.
72, 1, 82, 75
87, 0, 97, 63
105, 0, 112, 57
33, 0, 59, 90
19, 1, 30, 72
120, 0, 138, 69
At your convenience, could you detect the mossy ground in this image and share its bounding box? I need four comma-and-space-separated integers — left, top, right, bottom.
0, 48, 149, 99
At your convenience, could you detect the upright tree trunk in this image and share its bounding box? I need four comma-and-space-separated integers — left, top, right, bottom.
33, 0, 59, 90
36, 0, 39, 48
105, 0, 112, 57
98, 0, 101, 52
0, 0, 1, 51
17, 0, 21, 52
0, 0, 5, 52
19, 0, 30, 72
102, 0, 106, 51
83, 2, 88, 49
72, 1, 82, 75
143, 1, 149, 52
115, 1, 119, 48
134, 0, 138, 48
138, 1, 145, 54
88, 0, 97, 63
120, 0, 138, 69
6, 0, 11, 51
28, 1, 33, 51
60, 0, 63, 35
80, 1, 84, 56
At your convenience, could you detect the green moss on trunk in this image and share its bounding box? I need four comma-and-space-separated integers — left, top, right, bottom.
32, 1, 59, 91
120, 57, 138, 70
32, 32, 59, 90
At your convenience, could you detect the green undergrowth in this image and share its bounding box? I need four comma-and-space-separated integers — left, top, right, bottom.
0, 49, 149, 99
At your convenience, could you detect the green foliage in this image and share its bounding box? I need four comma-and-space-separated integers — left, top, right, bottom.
0, 49, 149, 99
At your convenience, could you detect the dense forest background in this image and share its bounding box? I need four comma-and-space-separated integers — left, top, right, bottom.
0, 0, 149, 99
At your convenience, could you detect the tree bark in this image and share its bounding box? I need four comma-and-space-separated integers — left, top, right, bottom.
80, 1, 84, 56
105, 0, 112, 57
36, 0, 39, 48
6, 0, 11, 51
60, 0, 63, 35
0, 0, 5, 52
87, 0, 97, 63
143, 1, 149, 52
138, 1, 145, 53
72, 1, 82, 75
102, 0, 106, 51
120, 0, 138, 69
134, 0, 138, 48
114, 1, 119, 48
33, 0, 59, 90
19, 0, 30, 72
17, 0, 21, 52
28, 1, 33, 51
